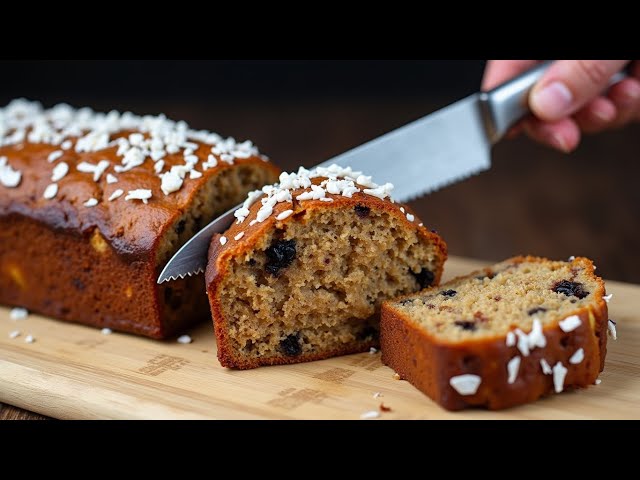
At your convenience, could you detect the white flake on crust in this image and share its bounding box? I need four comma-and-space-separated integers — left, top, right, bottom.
559, 315, 581, 332
507, 356, 521, 384
506, 331, 516, 347
0, 156, 22, 187
569, 348, 584, 365
449, 374, 482, 396
234, 232, 245, 241
51, 161, 69, 182
219, 236, 227, 246
552, 362, 568, 393
276, 210, 294, 221
83, 198, 99, 207
608, 320, 617, 340
108, 189, 124, 201
540, 359, 552, 375
125, 189, 152, 204
43, 183, 58, 199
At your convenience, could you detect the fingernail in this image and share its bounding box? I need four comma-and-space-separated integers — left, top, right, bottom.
592, 104, 616, 123
550, 132, 570, 153
620, 82, 640, 103
531, 82, 573, 119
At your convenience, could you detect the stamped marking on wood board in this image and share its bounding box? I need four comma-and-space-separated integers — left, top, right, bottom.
312, 367, 356, 383
348, 353, 383, 372
267, 388, 327, 410
138, 354, 190, 376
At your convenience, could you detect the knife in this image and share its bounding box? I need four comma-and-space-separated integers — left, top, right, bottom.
157, 61, 616, 284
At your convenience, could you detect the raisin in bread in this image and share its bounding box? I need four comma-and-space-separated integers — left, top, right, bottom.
206, 164, 448, 369
0, 99, 280, 338
381, 256, 609, 410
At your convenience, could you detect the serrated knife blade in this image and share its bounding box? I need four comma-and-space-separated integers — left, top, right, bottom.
158, 63, 555, 283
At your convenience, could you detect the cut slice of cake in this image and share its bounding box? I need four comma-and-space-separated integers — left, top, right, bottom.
380, 256, 609, 410
206, 164, 447, 369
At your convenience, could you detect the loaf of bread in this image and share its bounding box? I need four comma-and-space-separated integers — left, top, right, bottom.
206, 164, 448, 369
381, 256, 610, 410
0, 99, 280, 338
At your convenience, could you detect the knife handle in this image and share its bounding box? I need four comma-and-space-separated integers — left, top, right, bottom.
480, 61, 552, 144
480, 61, 627, 144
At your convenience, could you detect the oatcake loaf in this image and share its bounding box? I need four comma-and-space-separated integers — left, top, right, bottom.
206, 164, 448, 369
381, 256, 610, 410
0, 99, 279, 338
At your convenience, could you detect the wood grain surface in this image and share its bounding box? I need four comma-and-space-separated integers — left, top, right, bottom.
1, 256, 637, 420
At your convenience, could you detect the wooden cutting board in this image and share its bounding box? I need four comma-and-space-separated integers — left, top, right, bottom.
1, 256, 638, 419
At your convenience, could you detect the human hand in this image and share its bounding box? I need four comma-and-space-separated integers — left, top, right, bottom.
482, 60, 640, 152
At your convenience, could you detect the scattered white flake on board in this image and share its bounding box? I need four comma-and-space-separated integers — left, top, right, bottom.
449, 374, 481, 395
540, 359, 552, 375
47, 150, 63, 163
603, 294, 613, 303
552, 362, 568, 393
0, 156, 22, 187
569, 348, 584, 365
234, 232, 245, 241
106, 173, 118, 184
608, 320, 617, 340
108, 189, 124, 201
595, 379, 602, 385
360, 410, 380, 420
369, 347, 378, 354
101, 328, 113, 335
125, 189, 152, 204
276, 210, 294, 221
559, 315, 581, 332
84, 198, 99, 207
51, 161, 69, 182
373, 392, 383, 399
10, 307, 28, 320
43, 183, 58, 199
568, 256, 576, 261
177, 335, 192, 344
406, 213, 414, 222
24, 334, 35, 344
9, 330, 21, 339
506, 331, 516, 347
219, 236, 227, 246
507, 356, 521, 384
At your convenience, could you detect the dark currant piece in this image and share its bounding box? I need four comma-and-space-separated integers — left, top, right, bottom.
454, 321, 477, 331
175, 220, 186, 235
265, 239, 297, 276
354, 204, 370, 218
552, 280, 589, 299
441, 289, 457, 297
411, 268, 434, 289
280, 333, 302, 356
357, 326, 379, 341
528, 307, 547, 316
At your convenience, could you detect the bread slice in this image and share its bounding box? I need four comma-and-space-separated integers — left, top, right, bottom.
380, 256, 609, 410
206, 165, 447, 369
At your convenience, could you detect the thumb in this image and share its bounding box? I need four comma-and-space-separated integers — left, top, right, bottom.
530, 60, 629, 121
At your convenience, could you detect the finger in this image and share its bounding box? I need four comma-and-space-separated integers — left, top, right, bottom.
482, 60, 540, 91
573, 96, 617, 134
606, 77, 640, 128
522, 117, 581, 153
530, 60, 630, 122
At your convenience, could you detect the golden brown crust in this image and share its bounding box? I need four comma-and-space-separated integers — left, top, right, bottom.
0, 138, 280, 338
206, 179, 448, 369
380, 256, 608, 410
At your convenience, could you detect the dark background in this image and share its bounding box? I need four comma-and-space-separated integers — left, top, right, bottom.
2, 60, 639, 283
